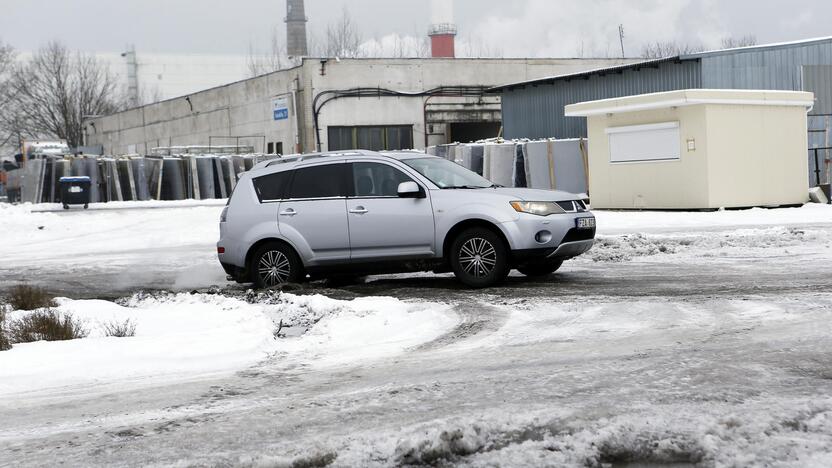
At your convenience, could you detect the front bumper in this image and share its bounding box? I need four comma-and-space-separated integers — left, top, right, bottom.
502, 211, 595, 247
547, 239, 595, 259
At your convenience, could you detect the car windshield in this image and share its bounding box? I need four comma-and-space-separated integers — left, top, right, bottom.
402, 158, 494, 189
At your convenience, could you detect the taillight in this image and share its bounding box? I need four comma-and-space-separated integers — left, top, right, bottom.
217, 247, 225, 254
220, 207, 228, 223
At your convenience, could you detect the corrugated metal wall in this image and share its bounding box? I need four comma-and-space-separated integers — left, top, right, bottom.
502, 39, 832, 140
802, 65, 832, 115
502, 60, 702, 139
700, 41, 832, 115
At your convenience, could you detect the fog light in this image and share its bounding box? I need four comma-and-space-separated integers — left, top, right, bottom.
535, 231, 552, 244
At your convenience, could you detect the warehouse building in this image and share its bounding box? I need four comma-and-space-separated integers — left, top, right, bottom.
492, 37, 832, 187
83, 57, 632, 156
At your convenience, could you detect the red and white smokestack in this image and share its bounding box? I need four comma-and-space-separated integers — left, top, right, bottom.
429, 0, 456, 58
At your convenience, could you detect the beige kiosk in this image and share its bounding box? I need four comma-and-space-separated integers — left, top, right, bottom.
565, 89, 814, 210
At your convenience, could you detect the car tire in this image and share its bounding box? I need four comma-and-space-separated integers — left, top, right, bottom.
450, 227, 510, 288
517, 260, 564, 277
250, 242, 304, 288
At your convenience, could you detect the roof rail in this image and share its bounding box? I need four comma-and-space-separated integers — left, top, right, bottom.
264, 149, 386, 167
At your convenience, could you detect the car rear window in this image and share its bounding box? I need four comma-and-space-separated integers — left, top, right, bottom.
252, 170, 292, 202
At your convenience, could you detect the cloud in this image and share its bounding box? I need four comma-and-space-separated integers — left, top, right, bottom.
464, 0, 727, 58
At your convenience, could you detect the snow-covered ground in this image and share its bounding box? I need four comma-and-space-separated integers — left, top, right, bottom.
1, 200, 831, 466
0, 200, 229, 295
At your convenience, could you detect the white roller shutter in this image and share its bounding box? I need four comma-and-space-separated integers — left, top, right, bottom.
606, 122, 681, 164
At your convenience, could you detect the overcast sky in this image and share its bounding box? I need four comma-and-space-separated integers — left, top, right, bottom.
2, 0, 831, 57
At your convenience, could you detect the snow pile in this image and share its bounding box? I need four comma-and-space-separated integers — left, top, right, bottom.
587, 226, 832, 263
267, 294, 458, 369
0, 292, 459, 398
0, 293, 276, 399
261, 398, 832, 467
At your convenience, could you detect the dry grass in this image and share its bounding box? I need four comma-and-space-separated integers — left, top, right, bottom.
102, 319, 137, 338
0, 308, 11, 351
8, 309, 88, 343
6, 285, 57, 311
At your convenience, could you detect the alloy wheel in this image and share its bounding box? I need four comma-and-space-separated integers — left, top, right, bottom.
458, 237, 497, 278
257, 250, 291, 286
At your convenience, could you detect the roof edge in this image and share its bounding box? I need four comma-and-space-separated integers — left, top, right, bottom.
564, 89, 816, 117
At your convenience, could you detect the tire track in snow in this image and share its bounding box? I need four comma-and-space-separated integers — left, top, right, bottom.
415, 301, 509, 351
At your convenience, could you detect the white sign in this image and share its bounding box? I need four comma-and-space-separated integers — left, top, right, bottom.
273, 96, 289, 121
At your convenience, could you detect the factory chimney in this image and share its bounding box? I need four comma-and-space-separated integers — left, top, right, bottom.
428, 0, 456, 58
285, 0, 309, 58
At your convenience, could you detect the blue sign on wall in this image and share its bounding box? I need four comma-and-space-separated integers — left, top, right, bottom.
274, 108, 289, 120
273, 96, 289, 121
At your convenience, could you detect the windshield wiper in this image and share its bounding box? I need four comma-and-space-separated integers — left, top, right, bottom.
443, 185, 488, 190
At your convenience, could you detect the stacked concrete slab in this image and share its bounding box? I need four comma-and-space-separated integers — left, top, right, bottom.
6, 153, 282, 204
427, 139, 588, 194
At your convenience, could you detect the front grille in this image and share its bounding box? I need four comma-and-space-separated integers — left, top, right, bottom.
561, 227, 596, 243
556, 200, 587, 213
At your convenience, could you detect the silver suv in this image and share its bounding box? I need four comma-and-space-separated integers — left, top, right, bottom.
217, 150, 595, 288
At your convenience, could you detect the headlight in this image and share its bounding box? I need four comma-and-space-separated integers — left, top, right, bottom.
510, 201, 565, 216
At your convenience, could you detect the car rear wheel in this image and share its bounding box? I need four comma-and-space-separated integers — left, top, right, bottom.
450, 227, 510, 288
251, 243, 304, 288
517, 260, 563, 277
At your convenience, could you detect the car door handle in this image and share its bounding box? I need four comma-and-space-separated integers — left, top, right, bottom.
280, 209, 297, 216
349, 207, 369, 215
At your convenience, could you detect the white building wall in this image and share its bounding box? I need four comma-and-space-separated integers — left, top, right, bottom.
86, 58, 633, 155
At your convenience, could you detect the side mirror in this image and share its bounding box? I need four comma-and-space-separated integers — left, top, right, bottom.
397, 181, 424, 199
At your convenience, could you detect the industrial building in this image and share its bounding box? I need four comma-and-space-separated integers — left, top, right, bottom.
83, 0, 632, 156
492, 37, 832, 188
566, 89, 814, 209
84, 57, 632, 156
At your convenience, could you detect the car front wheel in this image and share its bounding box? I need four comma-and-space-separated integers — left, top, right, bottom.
517, 260, 563, 277
251, 243, 304, 288
450, 228, 510, 288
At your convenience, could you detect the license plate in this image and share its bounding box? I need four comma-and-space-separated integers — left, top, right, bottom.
577, 217, 596, 229
69, 186, 83, 193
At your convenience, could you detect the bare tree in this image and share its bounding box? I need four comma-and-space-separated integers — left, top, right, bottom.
8, 41, 124, 148
721, 35, 758, 49
0, 40, 17, 150
324, 6, 363, 58
360, 33, 430, 58
458, 34, 504, 58
247, 27, 289, 77
641, 41, 705, 59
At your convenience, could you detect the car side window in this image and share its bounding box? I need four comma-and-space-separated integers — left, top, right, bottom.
287, 163, 349, 199
252, 170, 292, 202
352, 162, 414, 198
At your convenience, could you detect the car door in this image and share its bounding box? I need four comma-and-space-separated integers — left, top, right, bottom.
278, 162, 350, 265
347, 161, 435, 261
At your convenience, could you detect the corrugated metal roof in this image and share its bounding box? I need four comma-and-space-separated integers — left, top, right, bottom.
490, 36, 832, 92
488, 57, 681, 92
681, 36, 832, 59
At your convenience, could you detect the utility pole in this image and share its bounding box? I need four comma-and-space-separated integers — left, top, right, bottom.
618, 24, 626, 58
